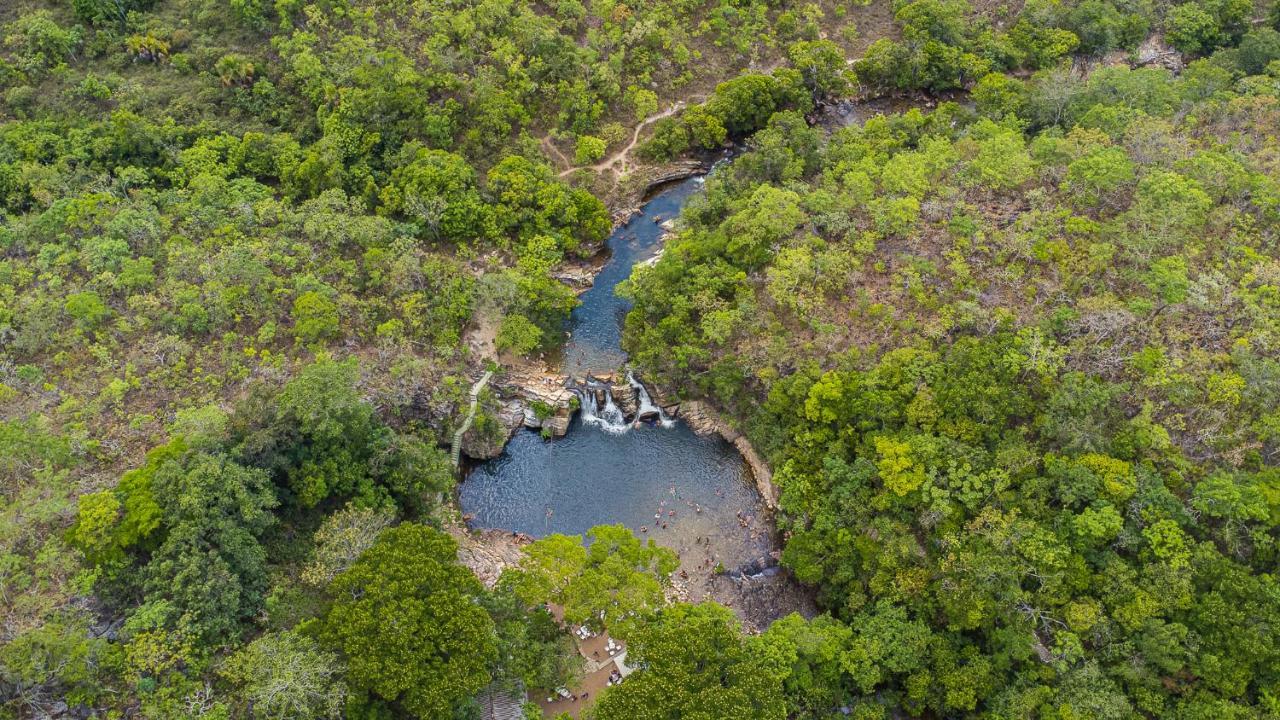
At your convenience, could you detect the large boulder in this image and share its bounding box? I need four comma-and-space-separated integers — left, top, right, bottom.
542, 410, 571, 437
462, 400, 525, 460
611, 382, 639, 418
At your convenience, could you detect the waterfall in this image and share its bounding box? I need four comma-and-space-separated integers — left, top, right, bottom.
573, 373, 674, 433
576, 380, 630, 434
628, 371, 674, 428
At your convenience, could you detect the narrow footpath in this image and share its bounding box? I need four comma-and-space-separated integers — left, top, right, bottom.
557, 100, 693, 178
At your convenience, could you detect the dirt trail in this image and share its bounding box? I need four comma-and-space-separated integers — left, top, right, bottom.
541, 135, 572, 169
557, 101, 694, 179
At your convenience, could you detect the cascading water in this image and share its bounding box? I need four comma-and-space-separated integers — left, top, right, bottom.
575, 380, 630, 434
573, 372, 673, 434
628, 371, 674, 428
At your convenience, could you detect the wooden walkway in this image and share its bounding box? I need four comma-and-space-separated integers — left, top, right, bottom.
451, 370, 493, 468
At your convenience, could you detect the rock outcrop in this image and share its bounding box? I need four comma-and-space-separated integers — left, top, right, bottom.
611, 381, 639, 417
639, 160, 707, 194
461, 400, 525, 459
450, 364, 583, 450
649, 385, 682, 417
540, 412, 572, 436
613, 159, 708, 225
1136, 35, 1183, 73
554, 262, 602, 294
451, 526, 532, 588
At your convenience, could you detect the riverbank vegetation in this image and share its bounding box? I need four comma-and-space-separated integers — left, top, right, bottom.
4, 0, 1280, 715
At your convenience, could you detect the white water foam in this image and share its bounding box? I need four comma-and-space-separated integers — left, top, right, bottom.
576, 380, 630, 434
575, 373, 675, 433
628, 371, 675, 428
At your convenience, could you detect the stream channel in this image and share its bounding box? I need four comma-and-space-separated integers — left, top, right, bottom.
460, 175, 813, 626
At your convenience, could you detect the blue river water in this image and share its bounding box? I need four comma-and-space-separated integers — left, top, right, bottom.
558, 177, 702, 377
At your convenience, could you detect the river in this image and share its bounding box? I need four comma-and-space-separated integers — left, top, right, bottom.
460, 175, 813, 626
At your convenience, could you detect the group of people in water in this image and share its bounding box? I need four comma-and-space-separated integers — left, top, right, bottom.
639, 485, 711, 533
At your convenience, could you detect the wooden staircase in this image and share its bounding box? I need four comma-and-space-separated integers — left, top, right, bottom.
451, 370, 493, 468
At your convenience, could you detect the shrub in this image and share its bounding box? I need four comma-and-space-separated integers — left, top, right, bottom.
65, 291, 109, 330
574, 135, 607, 165
292, 291, 339, 343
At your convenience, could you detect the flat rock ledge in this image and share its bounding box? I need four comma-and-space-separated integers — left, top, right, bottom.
460, 366, 581, 461
612, 159, 708, 225
451, 526, 532, 589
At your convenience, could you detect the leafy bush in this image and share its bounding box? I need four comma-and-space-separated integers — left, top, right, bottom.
291, 290, 339, 343
574, 135, 607, 165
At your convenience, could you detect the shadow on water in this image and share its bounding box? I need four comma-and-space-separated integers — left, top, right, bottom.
461, 175, 815, 628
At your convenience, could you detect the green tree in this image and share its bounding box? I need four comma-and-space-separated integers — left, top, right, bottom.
683, 105, 728, 150
277, 357, 373, 449
505, 525, 677, 638
368, 432, 455, 513
486, 155, 610, 254
964, 124, 1034, 190
484, 584, 583, 693
1064, 146, 1135, 208
1008, 18, 1080, 68
291, 290, 339, 343
1143, 255, 1190, 305
64, 291, 109, 331
322, 524, 496, 718
301, 503, 396, 587
574, 135, 607, 165
788, 40, 852, 101
626, 86, 659, 122
592, 603, 786, 720
272, 357, 384, 507
973, 72, 1028, 119
0, 610, 109, 713
1167, 2, 1221, 55
758, 613, 854, 718
722, 185, 807, 269
1236, 28, 1280, 74
143, 452, 277, 642
496, 313, 544, 355
1124, 171, 1211, 256
222, 631, 347, 719
379, 148, 495, 243
72, 0, 153, 28
1065, 0, 1149, 55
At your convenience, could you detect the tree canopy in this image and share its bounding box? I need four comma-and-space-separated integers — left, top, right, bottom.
322, 524, 497, 718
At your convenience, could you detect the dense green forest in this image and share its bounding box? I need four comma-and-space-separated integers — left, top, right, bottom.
3, 0, 1280, 715
624, 33, 1280, 720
